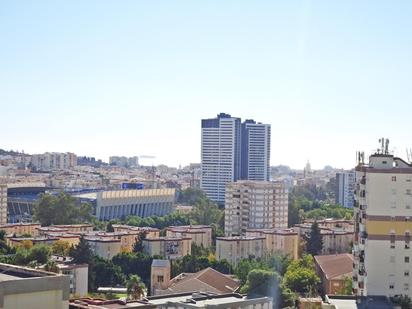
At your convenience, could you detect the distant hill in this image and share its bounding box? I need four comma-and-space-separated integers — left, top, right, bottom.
0, 149, 23, 156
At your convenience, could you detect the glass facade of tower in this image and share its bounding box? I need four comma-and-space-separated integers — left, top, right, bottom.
201, 113, 270, 205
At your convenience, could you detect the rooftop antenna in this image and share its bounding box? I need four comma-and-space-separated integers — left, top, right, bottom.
385, 138, 390, 155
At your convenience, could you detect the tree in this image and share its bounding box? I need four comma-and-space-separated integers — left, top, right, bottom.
336, 276, 353, 295
33, 192, 92, 226
177, 188, 206, 205
190, 198, 223, 226
126, 275, 146, 300
133, 231, 146, 253
240, 269, 281, 297
112, 252, 153, 286
283, 255, 320, 295
305, 222, 323, 256
391, 295, 412, 309
29, 244, 51, 264
92, 256, 125, 289
70, 237, 93, 264
106, 222, 115, 232
51, 240, 71, 256
45, 260, 60, 273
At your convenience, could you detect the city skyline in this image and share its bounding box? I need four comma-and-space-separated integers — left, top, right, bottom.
1, 1, 412, 169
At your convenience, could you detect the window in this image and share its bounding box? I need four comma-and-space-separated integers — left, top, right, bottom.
405, 256, 410, 263
391, 202, 396, 209
390, 234, 396, 248
157, 275, 164, 283
408, 189, 412, 196
389, 284, 395, 289
405, 271, 410, 277
392, 176, 397, 182
407, 177, 412, 182
405, 283, 410, 291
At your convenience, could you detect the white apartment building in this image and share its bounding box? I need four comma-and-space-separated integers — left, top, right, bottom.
224, 181, 288, 236
0, 184, 7, 224
201, 113, 241, 205
336, 171, 356, 208
353, 150, 412, 298
241, 120, 271, 181
31, 152, 77, 171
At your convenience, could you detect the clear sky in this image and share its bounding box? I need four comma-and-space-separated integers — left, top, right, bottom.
1, 1, 411, 169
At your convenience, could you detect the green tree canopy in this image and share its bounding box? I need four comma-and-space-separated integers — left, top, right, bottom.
69, 237, 94, 264
283, 255, 320, 295
126, 274, 146, 300
33, 192, 92, 226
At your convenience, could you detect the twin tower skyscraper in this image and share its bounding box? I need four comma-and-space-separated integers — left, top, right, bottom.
201, 113, 271, 205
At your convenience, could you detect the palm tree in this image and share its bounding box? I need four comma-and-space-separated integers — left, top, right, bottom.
126, 275, 146, 300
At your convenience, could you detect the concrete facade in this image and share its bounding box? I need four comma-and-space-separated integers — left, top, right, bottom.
225, 181, 288, 236
216, 236, 265, 266
0, 263, 70, 309
353, 153, 412, 297
246, 228, 299, 260
166, 225, 212, 248
142, 237, 191, 260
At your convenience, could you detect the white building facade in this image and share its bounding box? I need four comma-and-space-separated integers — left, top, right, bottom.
31, 152, 77, 171
336, 171, 356, 208
353, 152, 412, 298
201, 113, 241, 205
241, 120, 271, 181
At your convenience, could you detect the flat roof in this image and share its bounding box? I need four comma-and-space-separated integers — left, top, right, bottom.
0, 263, 56, 281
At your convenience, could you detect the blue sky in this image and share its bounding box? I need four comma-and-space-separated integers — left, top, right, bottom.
1, 1, 411, 168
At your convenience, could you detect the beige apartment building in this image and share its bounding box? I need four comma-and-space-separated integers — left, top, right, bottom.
0, 223, 41, 236
142, 237, 191, 259
112, 224, 160, 239
353, 150, 412, 297
225, 181, 288, 236
294, 223, 353, 255
246, 228, 299, 260
0, 184, 7, 224
84, 236, 121, 259
166, 225, 212, 248
0, 263, 70, 309
216, 236, 265, 266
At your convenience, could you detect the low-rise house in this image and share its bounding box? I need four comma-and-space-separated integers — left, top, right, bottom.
46, 232, 81, 247
216, 236, 265, 266
294, 223, 353, 255
51, 224, 94, 233
246, 228, 299, 260
7, 236, 59, 247
0, 262, 70, 309
152, 264, 240, 295
166, 225, 212, 248
142, 237, 191, 259
0, 223, 41, 236
84, 236, 121, 259
314, 253, 354, 295
112, 224, 160, 239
